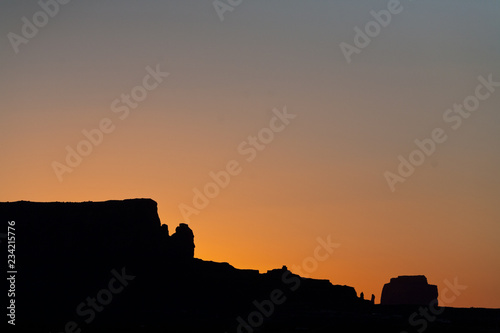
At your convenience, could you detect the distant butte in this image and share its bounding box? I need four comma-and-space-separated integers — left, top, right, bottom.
381, 275, 438, 306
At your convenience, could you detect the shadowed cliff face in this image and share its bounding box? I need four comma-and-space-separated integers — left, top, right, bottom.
0, 199, 196, 327
380, 275, 438, 306
0, 199, 362, 332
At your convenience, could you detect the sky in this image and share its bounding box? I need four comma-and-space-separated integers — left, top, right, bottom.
1, 0, 499, 308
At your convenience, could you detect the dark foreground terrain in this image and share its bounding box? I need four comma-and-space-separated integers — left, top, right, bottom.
1, 199, 499, 332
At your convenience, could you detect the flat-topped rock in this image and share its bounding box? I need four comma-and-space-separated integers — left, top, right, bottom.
381, 275, 438, 305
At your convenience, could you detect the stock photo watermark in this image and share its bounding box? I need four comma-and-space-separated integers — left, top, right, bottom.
213, 0, 244, 22
178, 106, 296, 223
233, 235, 340, 333
385, 73, 500, 192
51, 64, 169, 182
7, 0, 72, 54
6, 221, 16, 326
402, 277, 467, 333
340, 0, 417, 64
50, 267, 135, 333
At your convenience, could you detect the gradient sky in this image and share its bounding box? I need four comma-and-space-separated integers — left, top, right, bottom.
1, 0, 499, 308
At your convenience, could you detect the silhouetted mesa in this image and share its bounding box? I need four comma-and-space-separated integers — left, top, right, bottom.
0, 199, 198, 329
2, 200, 499, 332
0, 199, 366, 332
380, 275, 438, 306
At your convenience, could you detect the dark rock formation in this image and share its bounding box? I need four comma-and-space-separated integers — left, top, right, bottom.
161, 223, 169, 237
0, 199, 364, 332
3, 200, 498, 332
380, 275, 438, 306
169, 222, 195, 260
1, 199, 163, 324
